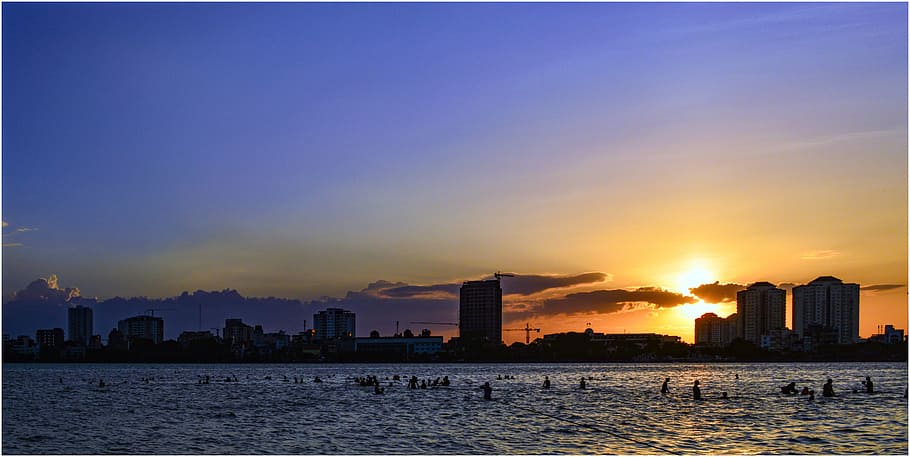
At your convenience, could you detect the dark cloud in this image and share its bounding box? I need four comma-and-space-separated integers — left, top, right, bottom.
13, 275, 81, 302
689, 281, 745, 303
380, 283, 460, 299
502, 272, 608, 295
541, 287, 697, 316
860, 284, 906, 292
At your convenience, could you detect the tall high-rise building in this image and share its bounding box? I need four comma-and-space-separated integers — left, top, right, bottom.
792, 276, 860, 344
736, 282, 786, 344
313, 308, 356, 341
694, 313, 738, 347
68, 305, 93, 344
118, 315, 164, 344
459, 279, 502, 344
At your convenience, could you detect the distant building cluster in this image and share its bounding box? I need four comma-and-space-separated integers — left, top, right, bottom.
694, 275, 900, 351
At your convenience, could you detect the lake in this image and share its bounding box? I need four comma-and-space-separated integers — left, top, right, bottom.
2, 362, 907, 454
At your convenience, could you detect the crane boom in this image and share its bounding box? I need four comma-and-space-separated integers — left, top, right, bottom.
410, 321, 459, 326
502, 322, 542, 344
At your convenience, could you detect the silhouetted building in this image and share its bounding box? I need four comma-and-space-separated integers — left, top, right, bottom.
760, 327, 799, 352
459, 279, 502, 343
869, 324, 905, 344
736, 282, 786, 344
107, 328, 128, 351
178, 330, 216, 347
36, 328, 64, 349
223, 319, 253, 346
792, 276, 860, 344
9, 335, 38, 358
68, 305, 93, 344
354, 335, 443, 355
118, 315, 164, 344
313, 308, 356, 341
694, 312, 738, 347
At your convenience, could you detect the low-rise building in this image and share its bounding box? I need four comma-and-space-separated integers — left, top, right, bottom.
868, 325, 906, 344
354, 335, 444, 356
36, 328, 65, 349
694, 313, 738, 347
118, 315, 165, 344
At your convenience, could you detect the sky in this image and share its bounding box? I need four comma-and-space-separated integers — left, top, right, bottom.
2, 2, 907, 344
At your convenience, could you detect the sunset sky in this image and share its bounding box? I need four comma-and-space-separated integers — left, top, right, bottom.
2, 2, 907, 343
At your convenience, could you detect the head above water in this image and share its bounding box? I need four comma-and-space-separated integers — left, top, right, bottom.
694, 380, 700, 385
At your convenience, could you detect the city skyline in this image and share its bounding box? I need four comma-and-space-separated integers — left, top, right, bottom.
1, 271, 903, 345
3, 3, 907, 345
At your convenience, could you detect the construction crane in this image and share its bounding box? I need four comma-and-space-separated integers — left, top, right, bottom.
410, 322, 459, 327
494, 271, 515, 280
145, 308, 176, 317
503, 322, 541, 345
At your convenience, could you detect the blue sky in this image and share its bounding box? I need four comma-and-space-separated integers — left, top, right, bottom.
3, 2, 907, 340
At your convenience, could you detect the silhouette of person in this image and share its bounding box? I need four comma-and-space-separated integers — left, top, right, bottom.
735, 373, 739, 380
721, 391, 728, 399
420, 380, 427, 389
481, 382, 492, 400
862, 376, 874, 393
99, 379, 105, 388
442, 376, 450, 386
579, 378, 586, 389
374, 384, 383, 395
314, 376, 322, 383
543, 376, 551, 389
822, 378, 835, 397
693, 380, 702, 400
497, 375, 502, 380
661, 377, 670, 394
781, 382, 797, 394
800, 386, 810, 396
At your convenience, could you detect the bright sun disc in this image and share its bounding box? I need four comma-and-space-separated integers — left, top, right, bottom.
674, 266, 714, 295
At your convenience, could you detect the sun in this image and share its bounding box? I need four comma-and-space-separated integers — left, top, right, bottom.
676, 301, 720, 321
673, 265, 714, 295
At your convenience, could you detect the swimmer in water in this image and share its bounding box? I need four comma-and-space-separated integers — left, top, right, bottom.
862, 376, 874, 393
721, 391, 728, 399
808, 389, 815, 401
661, 377, 670, 394
693, 380, 702, 400
800, 386, 810, 396
543, 376, 551, 389
822, 378, 835, 397
781, 382, 797, 395
579, 378, 586, 389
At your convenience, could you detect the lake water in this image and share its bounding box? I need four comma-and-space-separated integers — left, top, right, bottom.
2, 362, 907, 454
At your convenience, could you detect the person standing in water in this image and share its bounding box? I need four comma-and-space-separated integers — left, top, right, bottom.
693, 380, 702, 400
862, 376, 874, 393
661, 377, 670, 394
579, 378, 586, 389
481, 382, 492, 400
543, 376, 551, 389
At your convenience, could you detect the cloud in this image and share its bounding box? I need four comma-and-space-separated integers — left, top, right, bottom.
1, 221, 7, 227
12, 274, 81, 302
2, 243, 23, 248
689, 282, 745, 303
860, 284, 906, 292
372, 272, 610, 300
800, 250, 840, 260
380, 283, 460, 300
15, 227, 38, 233
541, 287, 697, 316
502, 272, 609, 296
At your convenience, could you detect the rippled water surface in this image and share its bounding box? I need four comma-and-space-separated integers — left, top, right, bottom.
2, 362, 907, 454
